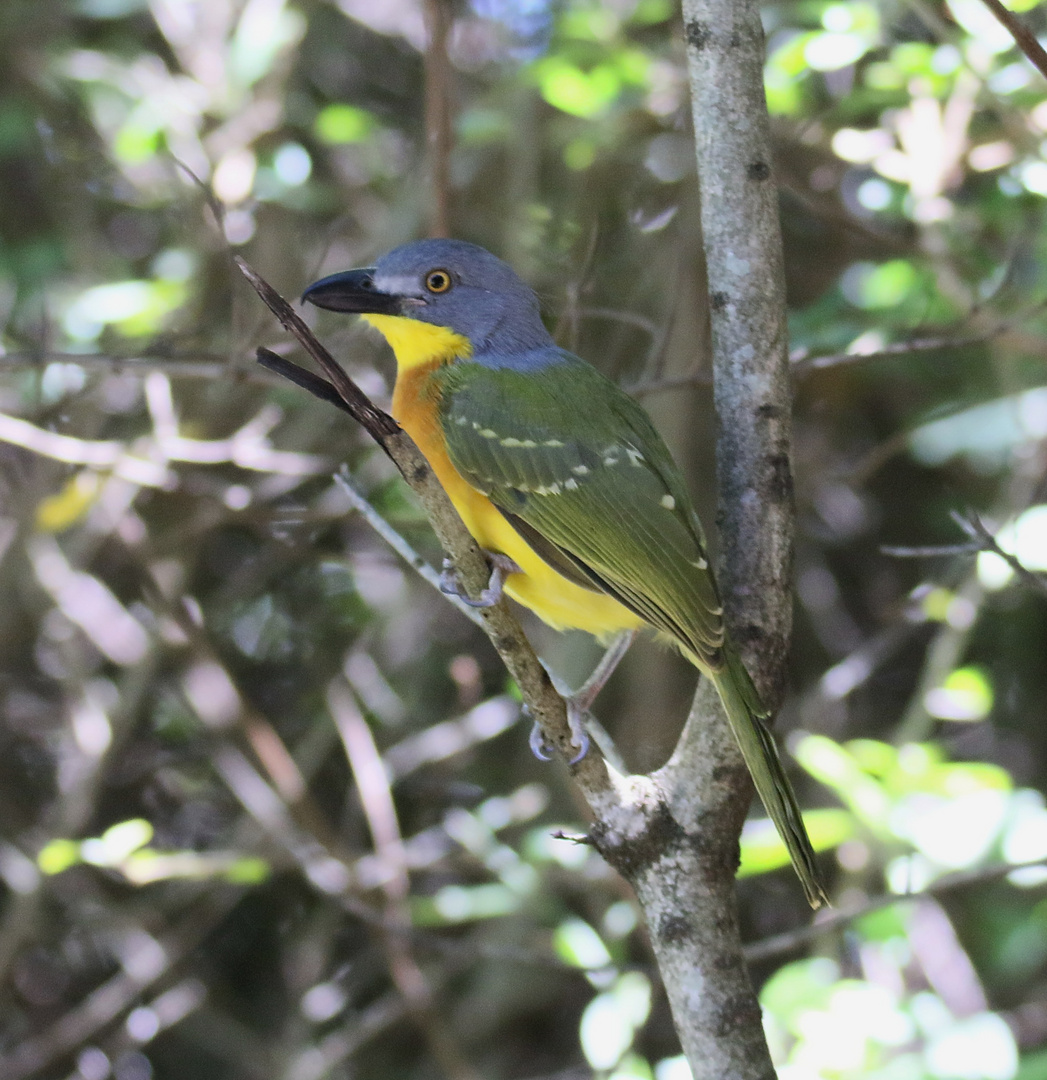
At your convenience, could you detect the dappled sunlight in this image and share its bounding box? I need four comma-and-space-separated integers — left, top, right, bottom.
1, 0, 1047, 1075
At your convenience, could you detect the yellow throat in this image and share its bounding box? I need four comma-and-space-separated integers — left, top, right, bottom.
362, 313, 472, 370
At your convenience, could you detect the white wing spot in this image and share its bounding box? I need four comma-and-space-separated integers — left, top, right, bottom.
501, 437, 537, 447
563, 477, 579, 491
691, 556, 708, 570
602, 456, 619, 467
660, 494, 676, 510
455, 415, 468, 425
535, 482, 562, 496
544, 439, 565, 447
626, 447, 645, 466
479, 428, 498, 438
572, 464, 590, 476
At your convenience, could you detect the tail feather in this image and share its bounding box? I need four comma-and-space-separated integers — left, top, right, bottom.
712, 654, 828, 909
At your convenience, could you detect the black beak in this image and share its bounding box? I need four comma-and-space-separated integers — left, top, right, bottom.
301, 268, 402, 315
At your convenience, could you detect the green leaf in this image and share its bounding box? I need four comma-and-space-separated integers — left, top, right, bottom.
760, 957, 840, 1029
80, 818, 154, 866
224, 856, 271, 884
314, 104, 376, 145
534, 57, 621, 118
580, 972, 652, 1071
739, 809, 854, 876
925, 665, 994, 722
37, 839, 82, 875
553, 917, 612, 969
794, 735, 893, 832
413, 883, 520, 925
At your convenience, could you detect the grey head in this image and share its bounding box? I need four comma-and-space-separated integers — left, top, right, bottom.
303, 239, 555, 356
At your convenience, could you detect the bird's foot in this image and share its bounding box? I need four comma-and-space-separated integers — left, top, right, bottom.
439, 552, 521, 608
528, 700, 590, 765
525, 632, 635, 765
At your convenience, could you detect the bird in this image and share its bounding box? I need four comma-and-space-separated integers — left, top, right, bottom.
303, 238, 827, 908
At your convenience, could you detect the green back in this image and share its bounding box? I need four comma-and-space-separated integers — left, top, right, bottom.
435, 356, 726, 669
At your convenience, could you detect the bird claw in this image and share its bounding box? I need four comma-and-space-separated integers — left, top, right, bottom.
528, 719, 555, 761
527, 701, 590, 765
439, 553, 521, 608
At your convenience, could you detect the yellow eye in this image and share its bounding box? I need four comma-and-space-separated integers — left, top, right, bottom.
425, 269, 452, 294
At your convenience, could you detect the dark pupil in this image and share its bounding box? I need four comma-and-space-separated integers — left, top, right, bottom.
430, 273, 446, 290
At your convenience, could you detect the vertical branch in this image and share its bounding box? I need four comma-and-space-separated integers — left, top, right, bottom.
641, 1, 796, 1076
681, 0, 793, 705
423, 0, 453, 238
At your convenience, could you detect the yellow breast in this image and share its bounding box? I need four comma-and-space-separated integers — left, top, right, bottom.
367, 314, 641, 638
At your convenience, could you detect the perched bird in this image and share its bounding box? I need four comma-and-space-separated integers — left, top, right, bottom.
303, 239, 827, 908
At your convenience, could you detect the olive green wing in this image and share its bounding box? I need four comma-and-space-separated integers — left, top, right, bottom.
438, 356, 827, 906
436, 356, 725, 667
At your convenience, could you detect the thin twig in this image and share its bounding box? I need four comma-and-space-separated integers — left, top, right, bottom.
0, 350, 263, 379
951, 509, 1047, 596
284, 992, 410, 1080
974, 0, 1047, 83
329, 682, 480, 1080
333, 468, 484, 628
237, 260, 398, 439
0, 890, 244, 1080
881, 541, 983, 558
577, 307, 662, 338
422, 0, 453, 237
744, 855, 1047, 964
791, 331, 997, 375
628, 371, 709, 397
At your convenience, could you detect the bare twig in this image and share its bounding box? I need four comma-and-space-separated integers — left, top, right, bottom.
385, 700, 518, 781
422, 0, 453, 237
881, 541, 984, 558
329, 682, 480, 1080
628, 372, 709, 397
0, 891, 244, 1080
284, 992, 409, 1080
974, 0, 1047, 83
791, 331, 997, 375
332, 467, 485, 628
745, 855, 1047, 964
0, 350, 263, 379
951, 509, 1047, 597
0, 389, 327, 483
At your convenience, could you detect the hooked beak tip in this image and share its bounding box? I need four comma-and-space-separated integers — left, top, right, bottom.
302, 269, 400, 315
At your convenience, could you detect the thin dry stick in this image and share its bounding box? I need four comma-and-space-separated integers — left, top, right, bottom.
0, 890, 244, 1080
952, 508, 1047, 597
333, 467, 485, 627
975, 0, 1047, 83
423, 0, 453, 238
329, 682, 480, 1080
792, 331, 999, 375
745, 854, 1047, 964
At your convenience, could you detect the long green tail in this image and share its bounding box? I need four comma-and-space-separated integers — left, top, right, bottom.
712, 652, 828, 909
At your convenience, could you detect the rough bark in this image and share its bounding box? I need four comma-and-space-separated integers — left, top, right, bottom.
241, 4, 797, 1056
625, 0, 797, 1074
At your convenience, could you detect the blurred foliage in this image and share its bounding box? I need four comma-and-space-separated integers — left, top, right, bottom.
1, 0, 1047, 1078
